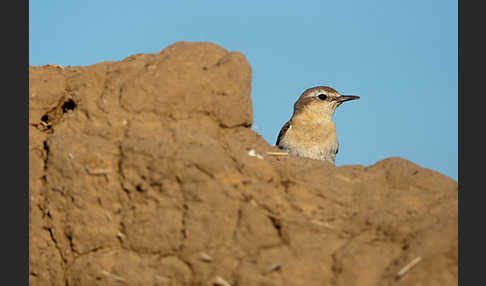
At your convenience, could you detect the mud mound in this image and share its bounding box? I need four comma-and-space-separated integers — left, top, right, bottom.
29, 42, 457, 286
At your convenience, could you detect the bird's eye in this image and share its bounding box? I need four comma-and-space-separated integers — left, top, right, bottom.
318, 94, 327, 100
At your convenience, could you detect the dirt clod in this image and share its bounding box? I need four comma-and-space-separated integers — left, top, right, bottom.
29, 41, 457, 286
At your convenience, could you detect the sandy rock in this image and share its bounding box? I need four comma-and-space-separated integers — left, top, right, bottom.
29, 41, 457, 286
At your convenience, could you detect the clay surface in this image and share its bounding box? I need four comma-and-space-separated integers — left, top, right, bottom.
29, 42, 457, 286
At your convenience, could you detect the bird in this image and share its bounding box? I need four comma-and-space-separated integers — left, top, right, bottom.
276, 86, 359, 165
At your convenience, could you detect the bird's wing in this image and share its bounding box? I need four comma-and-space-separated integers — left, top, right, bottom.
276, 120, 291, 147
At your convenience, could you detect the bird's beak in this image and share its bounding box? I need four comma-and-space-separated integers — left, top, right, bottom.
338, 95, 360, 102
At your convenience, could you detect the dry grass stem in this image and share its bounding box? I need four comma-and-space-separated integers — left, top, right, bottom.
396, 256, 422, 278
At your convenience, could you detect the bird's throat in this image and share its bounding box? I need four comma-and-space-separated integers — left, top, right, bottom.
293, 108, 334, 125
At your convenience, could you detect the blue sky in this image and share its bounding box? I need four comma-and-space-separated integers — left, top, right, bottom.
30, 1, 458, 180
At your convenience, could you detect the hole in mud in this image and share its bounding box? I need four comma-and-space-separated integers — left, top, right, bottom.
269, 216, 284, 237
270, 217, 281, 231
40, 114, 52, 130
43, 141, 49, 156
41, 114, 49, 123
62, 99, 77, 113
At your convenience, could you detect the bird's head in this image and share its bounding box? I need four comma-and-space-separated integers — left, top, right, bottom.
293, 86, 359, 120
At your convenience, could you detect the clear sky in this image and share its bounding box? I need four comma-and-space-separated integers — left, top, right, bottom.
30, 0, 458, 180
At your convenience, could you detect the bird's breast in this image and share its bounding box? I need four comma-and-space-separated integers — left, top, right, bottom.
279, 120, 338, 164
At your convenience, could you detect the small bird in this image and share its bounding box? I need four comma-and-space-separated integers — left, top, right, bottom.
276, 86, 359, 165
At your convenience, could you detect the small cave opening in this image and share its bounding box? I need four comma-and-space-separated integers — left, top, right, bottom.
62, 99, 77, 113
40, 114, 52, 130
41, 114, 49, 123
